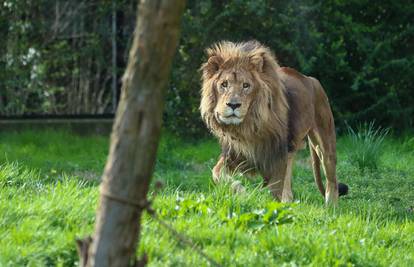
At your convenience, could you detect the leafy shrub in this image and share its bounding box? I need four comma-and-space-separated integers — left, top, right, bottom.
346, 122, 389, 173
165, 0, 414, 136
158, 193, 295, 232
1, 1, 413, 136
221, 201, 295, 231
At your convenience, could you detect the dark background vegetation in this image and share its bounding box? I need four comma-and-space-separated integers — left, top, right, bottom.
1, 0, 413, 136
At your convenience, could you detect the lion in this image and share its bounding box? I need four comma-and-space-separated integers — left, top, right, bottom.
200, 40, 348, 205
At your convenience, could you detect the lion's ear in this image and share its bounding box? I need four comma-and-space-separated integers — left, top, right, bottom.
250, 54, 264, 72
202, 55, 223, 78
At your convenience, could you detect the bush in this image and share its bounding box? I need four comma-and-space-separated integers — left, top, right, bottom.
346, 122, 389, 173
165, 0, 414, 136
1, 0, 413, 136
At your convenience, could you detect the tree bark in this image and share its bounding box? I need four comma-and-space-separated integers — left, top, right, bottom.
85, 0, 186, 266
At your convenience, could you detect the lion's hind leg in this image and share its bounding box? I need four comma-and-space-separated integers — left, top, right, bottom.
308, 129, 339, 205
281, 152, 295, 203
265, 155, 288, 202
281, 140, 308, 202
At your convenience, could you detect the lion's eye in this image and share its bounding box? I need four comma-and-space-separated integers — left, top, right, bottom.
221, 81, 228, 88
243, 83, 250, 89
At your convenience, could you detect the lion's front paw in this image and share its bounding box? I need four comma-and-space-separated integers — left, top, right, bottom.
231, 180, 246, 194
281, 191, 293, 203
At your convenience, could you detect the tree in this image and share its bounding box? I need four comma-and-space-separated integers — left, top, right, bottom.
78, 0, 186, 266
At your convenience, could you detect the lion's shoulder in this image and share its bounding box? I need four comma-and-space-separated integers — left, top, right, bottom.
278, 67, 312, 87
279, 67, 305, 79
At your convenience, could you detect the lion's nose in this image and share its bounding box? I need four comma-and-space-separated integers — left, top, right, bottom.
226, 102, 241, 110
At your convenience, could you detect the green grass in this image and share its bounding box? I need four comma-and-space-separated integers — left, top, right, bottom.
0, 130, 413, 266
345, 122, 389, 173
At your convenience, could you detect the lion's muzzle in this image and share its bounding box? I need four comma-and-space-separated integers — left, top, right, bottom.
226, 102, 241, 110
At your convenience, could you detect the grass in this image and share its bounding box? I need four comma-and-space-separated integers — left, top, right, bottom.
0, 129, 413, 266
345, 122, 389, 173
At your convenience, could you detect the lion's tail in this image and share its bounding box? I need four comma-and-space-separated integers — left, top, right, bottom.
310, 145, 325, 197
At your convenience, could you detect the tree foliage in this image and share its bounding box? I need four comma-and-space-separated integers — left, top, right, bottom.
0, 0, 135, 114
1, 0, 413, 135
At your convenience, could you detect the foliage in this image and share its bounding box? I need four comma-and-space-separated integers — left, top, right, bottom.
1, 1, 413, 135
166, 0, 414, 135
1, 130, 414, 266
220, 201, 295, 231
160, 193, 295, 232
346, 122, 389, 173
0, 0, 136, 115
0, 1, 413, 135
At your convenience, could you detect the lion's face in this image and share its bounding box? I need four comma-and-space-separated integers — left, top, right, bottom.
201, 41, 286, 136
214, 69, 256, 125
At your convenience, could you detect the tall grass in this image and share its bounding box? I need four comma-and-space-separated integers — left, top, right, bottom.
346, 122, 389, 173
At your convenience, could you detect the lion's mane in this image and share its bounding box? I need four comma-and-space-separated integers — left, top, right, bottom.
200, 41, 289, 174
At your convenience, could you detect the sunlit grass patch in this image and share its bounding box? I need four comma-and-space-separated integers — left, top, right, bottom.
345, 122, 389, 173
0, 130, 413, 266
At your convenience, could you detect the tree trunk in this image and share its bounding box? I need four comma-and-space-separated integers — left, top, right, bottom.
84, 0, 186, 266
